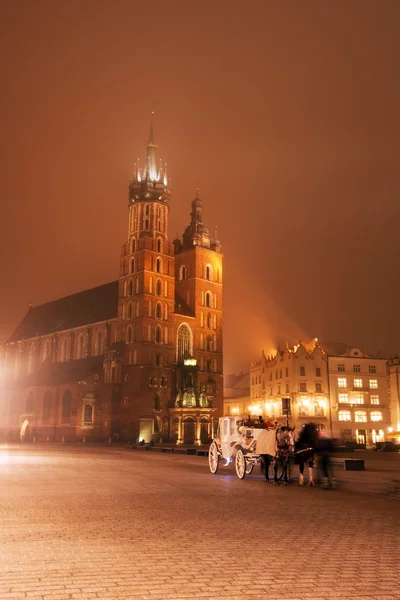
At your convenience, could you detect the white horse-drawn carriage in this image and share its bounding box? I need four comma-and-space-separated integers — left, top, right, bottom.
208, 416, 291, 480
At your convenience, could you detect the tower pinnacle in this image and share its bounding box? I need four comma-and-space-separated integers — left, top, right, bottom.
146, 112, 159, 181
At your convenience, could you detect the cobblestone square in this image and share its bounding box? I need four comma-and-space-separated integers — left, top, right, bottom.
0, 445, 399, 600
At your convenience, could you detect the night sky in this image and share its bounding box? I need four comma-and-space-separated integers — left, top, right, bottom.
1, 1, 399, 373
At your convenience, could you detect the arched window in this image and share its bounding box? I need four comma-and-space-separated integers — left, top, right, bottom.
154, 394, 161, 410
338, 410, 351, 422
205, 292, 212, 308
131, 238, 136, 253
155, 325, 162, 344
61, 389, 72, 424
179, 265, 187, 281
355, 410, 367, 422
128, 279, 133, 296
130, 258, 135, 274
156, 279, 162, 296
156, 257, 162, 273
145, 204, 150, 216
77, 334, 84, 359
127, 302, 133, 319
83, 404, 93, 424
176, 324, 193, 363
157, 207, 162, 231
43, 339, 51, 362
145, 218, 149, 229
28, 343, 35, 374
205, 264, 213, 281
157, 238, 163, 253
126, 325, 133, 344
95, 330, 103, 355
25, 391, 34, 414
370, 411, 383, 422
207, 313, 212, 328
42, 391, 52, 421
61, 338, 68, 362
156, 303, 162, 319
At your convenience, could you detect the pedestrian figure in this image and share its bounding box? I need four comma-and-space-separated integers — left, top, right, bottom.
316, 430, 336, 489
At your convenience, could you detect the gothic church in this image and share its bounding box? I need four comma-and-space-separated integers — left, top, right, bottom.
0, 119, 223, 444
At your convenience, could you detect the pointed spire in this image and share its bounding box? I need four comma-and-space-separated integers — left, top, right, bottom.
149, 111, 155, 145
146, 111, 158, 181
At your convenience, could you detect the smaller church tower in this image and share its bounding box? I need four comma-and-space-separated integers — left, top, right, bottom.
173, 192, 223, 435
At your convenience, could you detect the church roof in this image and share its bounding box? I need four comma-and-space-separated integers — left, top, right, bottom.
174, 293, 195, 318
8, 281, 119, 343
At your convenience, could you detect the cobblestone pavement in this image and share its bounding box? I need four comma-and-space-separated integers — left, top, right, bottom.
0, 445, 399, 600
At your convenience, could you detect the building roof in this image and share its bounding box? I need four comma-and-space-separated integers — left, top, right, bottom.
7, 281, 119, 343
174, 293, 195, 318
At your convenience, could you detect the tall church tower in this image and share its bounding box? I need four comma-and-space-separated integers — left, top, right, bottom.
116, 117, 223, 444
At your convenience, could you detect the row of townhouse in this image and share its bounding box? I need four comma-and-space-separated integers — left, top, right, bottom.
225, 339, 400, 446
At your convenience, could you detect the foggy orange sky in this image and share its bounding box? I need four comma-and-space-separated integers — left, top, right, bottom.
0, 0, 399, 373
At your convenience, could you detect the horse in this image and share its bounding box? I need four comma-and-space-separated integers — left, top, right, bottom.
258, 426, 295, 485
294, 423, 319, 487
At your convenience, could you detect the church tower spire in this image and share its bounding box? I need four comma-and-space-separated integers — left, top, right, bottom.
146, 112, 159, 181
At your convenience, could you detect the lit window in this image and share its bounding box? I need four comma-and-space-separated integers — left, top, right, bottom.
352, 395, 364, 404
370, 394, 379, 405
355, 411, 367, 422
338, 378, 347, 388
205, 264, 213, 281
338, 410, 351, 422
354, 379, 363, 388
338, 364, 345, 372
368, 365, 376, 374
369, 379, 378, 389
338, 393, 348, 403
370, 411, 383, 422
353, 365, 360, 373
315, 383, 323, 393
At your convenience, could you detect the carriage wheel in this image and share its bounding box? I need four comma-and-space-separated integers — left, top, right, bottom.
208, 441, 219, 474
245, 461, 254, 475
235, 449, 246, 479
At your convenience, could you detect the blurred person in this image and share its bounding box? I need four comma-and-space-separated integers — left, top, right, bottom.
316, 429, 336, 489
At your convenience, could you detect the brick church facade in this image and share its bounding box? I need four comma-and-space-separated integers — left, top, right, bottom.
0, 119, 223, 444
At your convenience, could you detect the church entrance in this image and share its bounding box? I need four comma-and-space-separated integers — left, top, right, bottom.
183, 419, 195, 444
